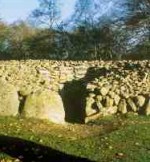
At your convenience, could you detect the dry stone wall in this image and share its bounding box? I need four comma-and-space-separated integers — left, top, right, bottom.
0, 60, 149, 123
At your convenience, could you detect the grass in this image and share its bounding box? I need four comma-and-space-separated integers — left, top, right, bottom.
0, 114, 150, 162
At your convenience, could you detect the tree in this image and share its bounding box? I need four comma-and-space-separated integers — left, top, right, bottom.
30, 0, 65, 59
0, 21, 10, 59
70, 0, 150, 60
72, 0, 93, 28
31, 0, 60, 29
120, 0, 150, 58
7, 21, 37, 59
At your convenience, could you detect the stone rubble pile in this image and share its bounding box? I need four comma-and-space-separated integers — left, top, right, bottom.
0, 60, 149, 124
0, 60, 90, 94
86, 61, 150, 118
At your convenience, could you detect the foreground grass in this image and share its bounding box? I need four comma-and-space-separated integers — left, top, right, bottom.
0, 114, 150, 162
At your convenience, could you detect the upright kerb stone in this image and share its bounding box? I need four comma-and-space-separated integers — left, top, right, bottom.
23, 90, 65, 124
0, 80, 19, 116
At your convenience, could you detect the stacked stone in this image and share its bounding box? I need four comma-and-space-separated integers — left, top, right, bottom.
0, 60, 150, 124
86, 61, 150, 117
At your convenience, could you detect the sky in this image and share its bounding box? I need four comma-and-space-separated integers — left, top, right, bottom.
0, 0, 76, 24
0, 0, 140, 26
0, 0, 147, 48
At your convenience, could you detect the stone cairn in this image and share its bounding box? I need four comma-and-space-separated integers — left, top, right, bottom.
0, 60, 149, 124
85, 61, 150, 120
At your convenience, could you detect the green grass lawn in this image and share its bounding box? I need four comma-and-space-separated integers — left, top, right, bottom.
0, 114, 150, 162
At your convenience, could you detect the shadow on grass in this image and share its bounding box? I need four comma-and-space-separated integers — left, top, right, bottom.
0, 135, 93, 162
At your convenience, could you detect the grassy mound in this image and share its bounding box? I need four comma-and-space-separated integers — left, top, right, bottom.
0, 114, 150, 162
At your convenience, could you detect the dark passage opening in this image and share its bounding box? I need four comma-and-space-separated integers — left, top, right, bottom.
61, 67, 110, 124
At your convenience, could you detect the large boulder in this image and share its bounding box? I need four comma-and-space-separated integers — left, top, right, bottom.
127, 98, 137, 112
86, 93, 96, 116
136, 95, 145, 108
118, 99, 127, 114
100, 86, 110, 96
0, 80, 19, 116
23, 90, 65, 124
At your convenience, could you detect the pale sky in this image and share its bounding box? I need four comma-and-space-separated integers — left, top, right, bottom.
0, 0, 134, 25
0, 0, 76, 23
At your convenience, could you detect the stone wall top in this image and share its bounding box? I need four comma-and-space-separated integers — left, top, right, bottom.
0, 60, 149, 95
